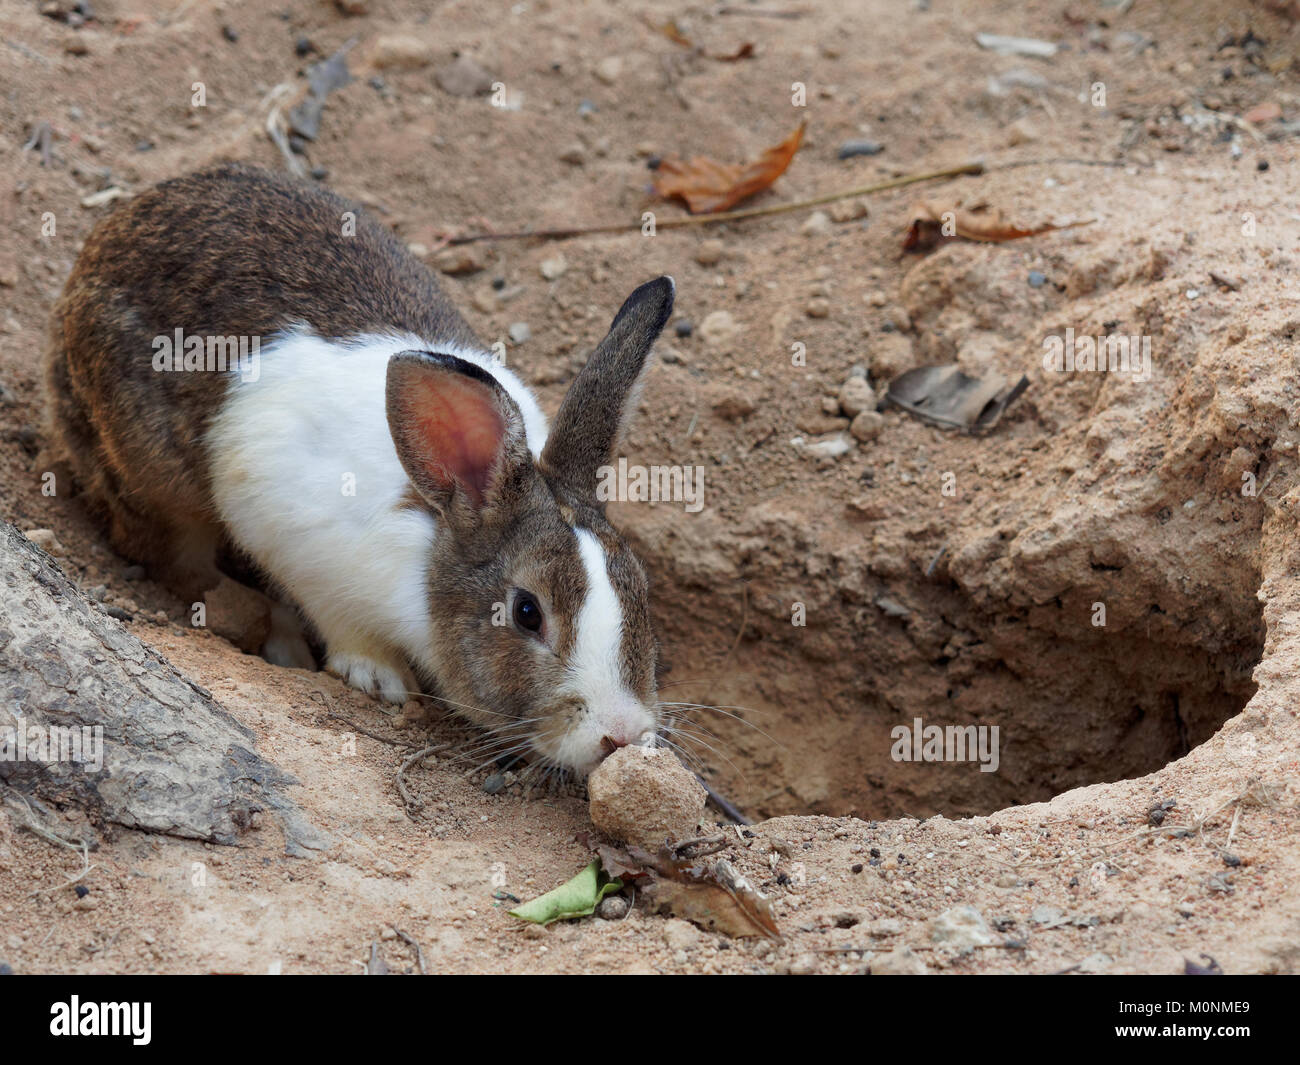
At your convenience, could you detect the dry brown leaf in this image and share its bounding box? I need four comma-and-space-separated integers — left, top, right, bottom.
653, 122, 806, 214
903, 200, 1090, 252
710, 42, 755, 61
648, 17, 694, 48
589, 841, 781, 939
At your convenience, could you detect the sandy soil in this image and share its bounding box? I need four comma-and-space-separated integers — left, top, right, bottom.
1, 0, 1299, 973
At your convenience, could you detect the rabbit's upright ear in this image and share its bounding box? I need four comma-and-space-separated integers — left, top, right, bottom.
386, 351, 533, 518
539, 276, 675, 501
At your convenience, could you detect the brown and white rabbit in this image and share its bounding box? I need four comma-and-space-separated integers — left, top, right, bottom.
44, 163, 674, 778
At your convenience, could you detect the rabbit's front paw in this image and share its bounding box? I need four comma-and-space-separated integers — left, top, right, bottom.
327, 648, 417, 704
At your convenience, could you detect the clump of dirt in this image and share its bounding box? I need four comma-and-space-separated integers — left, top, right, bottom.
1, 0, 1298, 974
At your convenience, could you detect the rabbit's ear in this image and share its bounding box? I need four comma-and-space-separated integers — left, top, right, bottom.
539, 276, 675, 501
386, 351, 532, 517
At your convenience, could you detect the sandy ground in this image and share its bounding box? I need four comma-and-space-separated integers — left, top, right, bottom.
1, 0, 1299, 973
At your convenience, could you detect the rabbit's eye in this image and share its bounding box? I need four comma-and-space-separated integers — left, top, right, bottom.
513, 591, 543, 634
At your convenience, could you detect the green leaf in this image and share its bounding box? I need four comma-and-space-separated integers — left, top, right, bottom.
508, 861, 623, 926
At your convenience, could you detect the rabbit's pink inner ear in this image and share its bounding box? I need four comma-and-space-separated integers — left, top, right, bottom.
395, 370, 507, 508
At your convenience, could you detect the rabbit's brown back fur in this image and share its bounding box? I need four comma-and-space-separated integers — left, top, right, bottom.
44, 162, 478, 590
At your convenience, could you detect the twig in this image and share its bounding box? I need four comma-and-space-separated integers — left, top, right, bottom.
395, 743, 452, 810
393, 928, 428, 975
717, 5, 811, 17
325, 713, 420, 749
9, 794, 94, 897
447, 161, 987, 245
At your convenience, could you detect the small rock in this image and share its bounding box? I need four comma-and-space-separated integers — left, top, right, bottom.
481, 773, 506, 795
837, 139, 884, 159
508, 322, 531, 345
221, 25, 239, 43
694, 238, 725, 266
122, 564, 147, 581
587, 746, 706, 849
594, 56, 623, 85
930, 905, 993, 951
434, 54, 495, 96
673, 319, 694, 339
712, 391, 756, 421
1006, 117, 1037, 146
801, 210, 831, 236
802, 431, 853, 460
433, 245, 488, 275
371, 37, 436, 72
1031, 904, 1064, 925
974, 33, 1058, 59
850, 410, 884, 442
1028, 270, 1047, 288
471, 287, 501, 314
870, 333, 914, 380
838, 376, 877, 418
871, 945, 929, 975
805, 297, 831, 319
558, 144, 586, 166
597, 895, 629, 920
23, 529, 64, 556
829, 199, 868, 223
539, 254, 567, 280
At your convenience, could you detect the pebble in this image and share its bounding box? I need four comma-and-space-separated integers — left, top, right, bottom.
1028, 270, 1047, 288
850, 410, 884, 442
870, 333, 914, 380
434, 245, 487, 275
830, 199, 868, 223
673, 319, 693, 339
23, 529, 65, 556
804, 297, 831, 318
558, 144, 586, 166
539, 254, 567, 280
434, 54, 495, 95
508, 322, 531, 345
837, 139, 884, 159
597, 895, 629, 920
371, 36, 436, 72
838, 375, 877, 417
929, 905, 993, 951
801, 210, 832, 236
594, 56, 623, 85
712, 391, 756, 421
802, 431, 853, 460
694, 238, 725, 266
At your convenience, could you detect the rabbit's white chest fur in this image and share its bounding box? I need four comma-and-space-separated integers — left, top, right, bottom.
206, 328, 549, 698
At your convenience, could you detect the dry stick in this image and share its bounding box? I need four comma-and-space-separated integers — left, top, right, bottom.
395, 743, 452, 810
446, 161, 987, 245
393, 928, 429, 975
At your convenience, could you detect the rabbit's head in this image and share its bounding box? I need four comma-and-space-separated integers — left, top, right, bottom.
386, 277, 675, 778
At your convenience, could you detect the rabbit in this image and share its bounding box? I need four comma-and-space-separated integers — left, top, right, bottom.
44, 162, 675, 778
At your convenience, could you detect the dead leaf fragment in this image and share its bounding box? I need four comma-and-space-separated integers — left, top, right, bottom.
903, 200, 1091, 251
653, 122, 806, 214
587, 840, 781, 939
